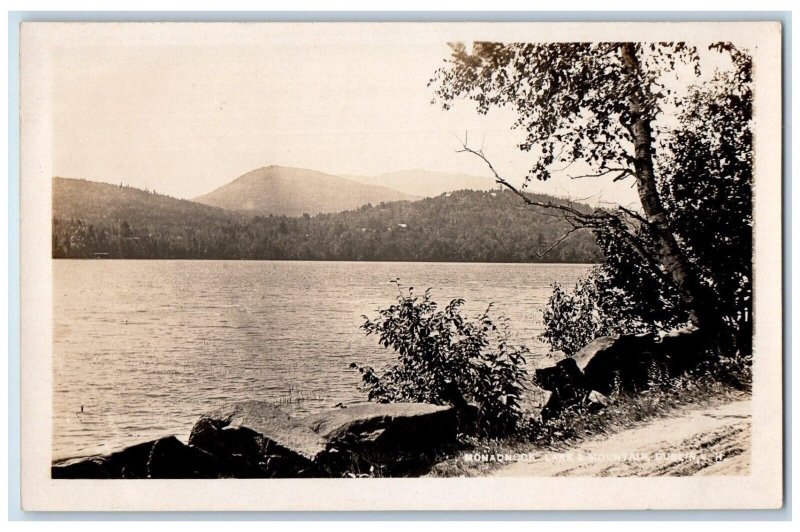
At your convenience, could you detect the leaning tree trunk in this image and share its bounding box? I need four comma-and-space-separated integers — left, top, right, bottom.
619, 43, 712, 331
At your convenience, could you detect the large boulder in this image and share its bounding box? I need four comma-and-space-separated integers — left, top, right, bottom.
576, 328, 705, 395
306, 402, 458, 474
574, 334, 660, 395
534, 357, 588, 420
534, 328, 705, 419
51, 436, 221, 479
188, 401, 323, 477
188, 401, 458, 477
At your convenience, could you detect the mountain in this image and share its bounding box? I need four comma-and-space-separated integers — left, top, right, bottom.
53, 177, 238, 229
193, 166, 420, 216
343, 169, 498, 198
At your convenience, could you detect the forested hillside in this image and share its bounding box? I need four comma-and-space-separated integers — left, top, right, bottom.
53, 177, 238, 228
53, 181, 601, 262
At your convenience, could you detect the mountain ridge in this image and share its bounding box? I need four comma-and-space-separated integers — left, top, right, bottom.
52, 176, 239, 229
193, 165, 420, 217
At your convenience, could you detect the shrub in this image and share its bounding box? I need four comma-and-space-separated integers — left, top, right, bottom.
539, 272, 610, 356
539, 266, 680, 356
352, 281, 530, 437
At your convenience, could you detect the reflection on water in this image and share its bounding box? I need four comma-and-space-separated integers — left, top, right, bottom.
53, 260, 589, 460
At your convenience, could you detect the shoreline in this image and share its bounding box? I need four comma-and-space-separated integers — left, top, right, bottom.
52, 383, 749, 479
51, 257, 599, 266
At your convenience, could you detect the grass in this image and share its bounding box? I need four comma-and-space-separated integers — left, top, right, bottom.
426, 373, 749, 477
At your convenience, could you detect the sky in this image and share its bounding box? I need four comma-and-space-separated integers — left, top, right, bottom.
47, 23, 675, 208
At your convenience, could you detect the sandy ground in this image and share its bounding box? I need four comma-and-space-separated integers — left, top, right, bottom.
494, 397, 750, 477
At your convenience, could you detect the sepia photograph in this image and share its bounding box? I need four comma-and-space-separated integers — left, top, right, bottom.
18, 19, 783, 511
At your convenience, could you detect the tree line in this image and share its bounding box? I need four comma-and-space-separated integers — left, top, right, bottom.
52, 189, 602, 263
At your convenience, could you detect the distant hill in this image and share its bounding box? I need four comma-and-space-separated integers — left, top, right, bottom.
193, 166, 420, 216
53, 182, 601, 263
53, 177, 238, 229
343, 169, 498, 198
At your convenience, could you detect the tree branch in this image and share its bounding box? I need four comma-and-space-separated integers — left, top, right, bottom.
455, 138, 671, 276
618, 205, 649, 226
456, 140, 597, 224
568, 168, 633, 180
534, 226, 582, 258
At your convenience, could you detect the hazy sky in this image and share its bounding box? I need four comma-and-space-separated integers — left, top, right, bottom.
50, 24, 647, 206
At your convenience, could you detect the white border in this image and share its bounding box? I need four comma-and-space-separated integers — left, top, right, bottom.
19, 21, 783, 511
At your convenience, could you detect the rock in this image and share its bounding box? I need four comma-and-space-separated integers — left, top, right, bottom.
585, 390, 611, 413
188, 401, 323, 478
574, 334, 659, 395
576, 328, 706, 396
518, 385, 553, 422
572, 336, 619, 372
51, 455, 108, 479
188, 400, 458, 477
659, 325, 705, 375
51, 436, 221, 479
535, 328, 706, 420
534, 357, 588, 420
306, 402, 458, 473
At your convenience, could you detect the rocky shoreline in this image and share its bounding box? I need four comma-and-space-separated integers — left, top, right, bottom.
52, 401, 463, 478
52, 327, 704, 479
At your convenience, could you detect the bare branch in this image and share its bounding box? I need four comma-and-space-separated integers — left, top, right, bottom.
568, 168, 635, 183
534, 227, 582, 258
455, 140, 596, 224
618, 205, 649, 226
454, 138, 672, 284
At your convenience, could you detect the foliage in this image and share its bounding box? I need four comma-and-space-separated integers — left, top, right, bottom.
694, 351, 753, 392
658, 44, 753, 354
539, 265, 680, 356
541, 231, 690, 356
431, 42, 701, 184
432, 41, 723, 334
539, 274, 609, 356
432, 42, 753, 356
53, 188, 601, 263
540, 45, 752, 356
352, 282, 530, 437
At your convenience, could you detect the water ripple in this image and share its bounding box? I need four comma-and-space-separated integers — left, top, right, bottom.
53, 260, 589, 458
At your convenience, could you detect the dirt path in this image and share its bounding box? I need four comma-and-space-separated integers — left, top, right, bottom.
494, 398, 750, 477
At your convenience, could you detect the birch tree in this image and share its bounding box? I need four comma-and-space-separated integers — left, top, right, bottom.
431, 42, 747, 334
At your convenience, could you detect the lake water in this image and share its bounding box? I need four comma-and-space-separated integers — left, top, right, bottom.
53, 260, 589, 460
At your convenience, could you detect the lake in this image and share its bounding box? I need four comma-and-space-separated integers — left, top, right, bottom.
52, 260, 590, 460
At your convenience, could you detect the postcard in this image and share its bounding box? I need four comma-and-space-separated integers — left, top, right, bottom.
19, 20, 783, 511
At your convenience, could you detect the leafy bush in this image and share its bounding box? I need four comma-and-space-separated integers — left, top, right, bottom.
352, 282, 530, 437
539, 272, 610, 356
540, 265, 683, 356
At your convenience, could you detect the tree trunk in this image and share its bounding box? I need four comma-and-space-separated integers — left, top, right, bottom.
619, 43, 711, 330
